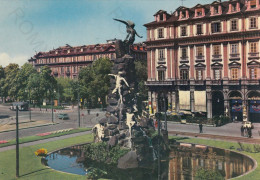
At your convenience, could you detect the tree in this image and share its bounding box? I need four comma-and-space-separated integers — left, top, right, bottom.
134, 60, 148, 112
0, 66, 5, 102
39, 66, 57, 102
27, 72, 44, 107
16, 63, 37, 101
79, 58, 112, 108
3, 63, 20, 101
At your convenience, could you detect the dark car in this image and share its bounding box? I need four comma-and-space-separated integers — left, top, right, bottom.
58, 113, 69, 120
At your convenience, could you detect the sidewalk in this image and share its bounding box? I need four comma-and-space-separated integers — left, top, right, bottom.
0, 131, 91, 152
0, 120, 57, 133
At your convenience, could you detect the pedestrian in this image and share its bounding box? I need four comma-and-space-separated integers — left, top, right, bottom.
155, 119, 158, 128
241, 125, 244, 136
248, 127, 252, 138
199, 123, 203, 133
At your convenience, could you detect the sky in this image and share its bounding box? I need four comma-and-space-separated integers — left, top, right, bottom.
0, 0, 213, 67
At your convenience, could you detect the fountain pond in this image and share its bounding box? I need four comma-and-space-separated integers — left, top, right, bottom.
43, 143, 255, 180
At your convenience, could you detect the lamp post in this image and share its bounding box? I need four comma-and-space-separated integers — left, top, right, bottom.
77, 79, 80, 128
52, 89, 56, 124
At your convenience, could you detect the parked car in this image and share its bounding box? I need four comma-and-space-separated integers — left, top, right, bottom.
58, 113, 69, 120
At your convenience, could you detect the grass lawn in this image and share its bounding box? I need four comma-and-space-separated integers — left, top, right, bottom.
0, 134, 258, 180
171, 136, 260, 180
0, 134, 94, 180
0, 128, 91, 148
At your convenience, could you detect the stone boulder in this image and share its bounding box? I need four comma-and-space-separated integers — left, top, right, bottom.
117, 151, 138, 169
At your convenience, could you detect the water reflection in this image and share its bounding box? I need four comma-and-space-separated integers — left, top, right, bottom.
168, 144, 254, 179
44, 144, 254, 180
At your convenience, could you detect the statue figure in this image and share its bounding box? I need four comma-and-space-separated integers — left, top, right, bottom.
109, 71, 129, 105
113, 18, 143, 54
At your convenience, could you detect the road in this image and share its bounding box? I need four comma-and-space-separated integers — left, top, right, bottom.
0, 104, 260, 142
0, 104, 105, 140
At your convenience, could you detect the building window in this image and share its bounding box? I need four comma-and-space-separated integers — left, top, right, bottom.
196, 46, 204, 56
181, 48, 188, 58
214, 6, 219, 14
181, 26, 187, 36
197, 24, 203, 35
250, 68, 258, 79
249, 42, 257, 53
73, 66, 77, 73
211, 22, 221, 33
158, 49, 164, 60
231, 68, 238, 80
250, 0, 256, 8
196, 8, 203, 16
196, 70, 203, 80
61, 67, 64, 74
180, 69, 189, 80
231, 20, 238, 31
158, 28, 164, 38
213, 45, 221, 55
160, 14, 163, 21
213, 69, 221, 80
249, 17, 257, 29
158, 70, 165, 81
231, 4, 237, 12
181, 11, 186, 19
231, 44, 238, 54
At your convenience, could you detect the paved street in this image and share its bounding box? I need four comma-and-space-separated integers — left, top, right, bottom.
1, 103, 260, 146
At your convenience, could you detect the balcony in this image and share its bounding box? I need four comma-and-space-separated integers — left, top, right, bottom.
158, 58, 166, 64
195, 55, 205, 63
247, 79, 259, 85
180, 56, 189, 63
212, 54, 222, 62
211, 79, 222, 85
177, 79, 190, 85
194, 80, 205, 85
145, 80, 173, 86
248, 52, 259, 60
229, 54, 240, 60
228, 79, 241, 85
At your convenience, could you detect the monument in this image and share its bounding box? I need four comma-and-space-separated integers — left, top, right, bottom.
92, 19, 168, 169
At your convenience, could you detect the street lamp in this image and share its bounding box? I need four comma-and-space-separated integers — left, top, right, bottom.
52, 89, 56, 124
26, 89, 31, 122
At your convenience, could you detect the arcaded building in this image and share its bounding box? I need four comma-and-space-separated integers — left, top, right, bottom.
144, 0, 260, 122
28, 40, 146, 79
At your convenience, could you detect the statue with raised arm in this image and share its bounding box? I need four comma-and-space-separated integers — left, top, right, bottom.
108, 71, 129, 105
113, 18, 143, 54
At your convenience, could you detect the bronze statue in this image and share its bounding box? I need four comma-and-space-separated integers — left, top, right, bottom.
113, 18, 143, 54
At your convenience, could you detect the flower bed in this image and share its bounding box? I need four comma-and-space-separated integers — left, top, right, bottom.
0, 140, 8, 144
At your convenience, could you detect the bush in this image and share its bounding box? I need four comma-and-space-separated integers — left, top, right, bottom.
195, 167, 224, 180
213, 116, 230, 126
83, 142, 129, 165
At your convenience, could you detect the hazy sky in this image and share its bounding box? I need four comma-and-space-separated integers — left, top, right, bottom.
0, 0, 213, 67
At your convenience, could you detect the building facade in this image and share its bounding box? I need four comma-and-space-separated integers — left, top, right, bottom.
28, 41, 146, 79
144, 0, 260, 122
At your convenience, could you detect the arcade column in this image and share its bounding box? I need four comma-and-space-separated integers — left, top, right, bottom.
190, 87, 195, 113
206, 88, 212, 119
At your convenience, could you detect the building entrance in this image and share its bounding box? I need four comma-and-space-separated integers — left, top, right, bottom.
212, 91, 224, 117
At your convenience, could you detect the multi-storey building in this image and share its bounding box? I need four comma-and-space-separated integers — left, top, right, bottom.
28, 40, 146, 79
144, 0, 260, 122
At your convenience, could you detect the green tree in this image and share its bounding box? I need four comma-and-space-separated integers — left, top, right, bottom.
0, 66, 5, 102
39, 66, 57, 101
16, 63, 37, 101
79, 58, 112, 108
3, 63, 20, 101
134, 60, 148, 112
27, 72, 44, 107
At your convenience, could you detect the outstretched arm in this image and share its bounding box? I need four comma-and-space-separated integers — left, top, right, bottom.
122, 78, 129, 87
135, 31, 143, 38
108, 74, 116, 78
113, 18, 128, 26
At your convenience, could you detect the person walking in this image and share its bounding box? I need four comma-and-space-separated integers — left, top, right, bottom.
241, 125, 244, 136
199, 123, 203, 133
